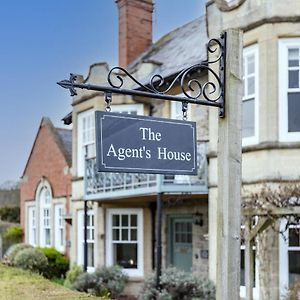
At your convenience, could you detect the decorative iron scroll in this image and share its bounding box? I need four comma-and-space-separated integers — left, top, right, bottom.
58, 33, 226, 117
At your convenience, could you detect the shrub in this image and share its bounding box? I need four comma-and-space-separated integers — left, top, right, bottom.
2, 243, 33, 265
3, 225, 23, 244
64, 264, 84, 288
37, 247, 69, 279
72, 265, 128, 298
139, 267, 216, 300
284, 280, 300, 300
0, 206, 20, 223
14, 247, 48, 274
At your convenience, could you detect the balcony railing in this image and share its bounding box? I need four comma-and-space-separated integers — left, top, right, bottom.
85, 143, 208, 200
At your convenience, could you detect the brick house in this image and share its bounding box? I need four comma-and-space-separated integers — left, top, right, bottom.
20, 117, 72, 257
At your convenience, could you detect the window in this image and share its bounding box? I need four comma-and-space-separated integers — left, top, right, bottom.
39, 187, 51, 247
279, 39, 300, 141
171, 99, 191, 121
111, 104, 144, 115
242, 45, 259, 145
280, 222, 300, 296
55, 204, 65, 252
27, 206, 36, 246
106, 209, 143, 277
77, 210, 95, 272
77, 109, 95, 177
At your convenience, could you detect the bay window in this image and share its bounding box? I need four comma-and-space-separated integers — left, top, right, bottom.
242, 45, 259, 145
279, 39, 300, 141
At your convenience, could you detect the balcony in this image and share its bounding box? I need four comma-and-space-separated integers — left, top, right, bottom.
84, 143, 208, 200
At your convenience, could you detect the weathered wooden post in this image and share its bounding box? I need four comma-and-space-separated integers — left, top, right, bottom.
216, 28, 243, 300
245, 218, 254, 300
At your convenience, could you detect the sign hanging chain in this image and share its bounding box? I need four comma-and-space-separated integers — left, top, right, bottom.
105, 92, 112, 112
182, 101, 188, 120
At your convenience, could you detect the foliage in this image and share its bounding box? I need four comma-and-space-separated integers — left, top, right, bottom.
2, 243, 33, 265
64, 264, 84, 288
0, 206, 20, 223
72, 265, 128, 298
284, 280, 300, 300
0, 263, 98, 299
14, 247, 48, 274
139, 267, 216, 300
3, 225, 23, 244
37, 247, 69, 279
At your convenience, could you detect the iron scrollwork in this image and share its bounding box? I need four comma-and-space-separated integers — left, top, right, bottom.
58, 33, 226, 117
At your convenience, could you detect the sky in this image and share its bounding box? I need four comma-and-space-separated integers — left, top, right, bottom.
0, 0, 205, 184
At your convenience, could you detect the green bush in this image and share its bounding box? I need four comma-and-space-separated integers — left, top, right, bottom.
14, 247, 48, 274
3, 225, 23, 244
37, 247, 69, 279
2, 243, 33, 265
284, 280, 300, 300
0, 206, 20, 223
139, 267, 216, 300
64, 264, 84, 288
72, 265, 128, 298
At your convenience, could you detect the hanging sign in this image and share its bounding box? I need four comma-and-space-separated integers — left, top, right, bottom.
95, 111, 197, 175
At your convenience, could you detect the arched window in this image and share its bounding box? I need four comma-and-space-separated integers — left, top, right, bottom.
39, 187, 51, 247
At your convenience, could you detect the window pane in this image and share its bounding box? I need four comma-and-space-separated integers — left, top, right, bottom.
87, 243, 94, 267
122, 215, 128, 227
288, 92, 300, 132
289, 48, 299, 67
113, 244, 137, 269
289, 228, 300, 246
242, 99, 255, 138
113, 215, 119, 227
131, 229, 137, 241
122, 229, 128, 241
130, 215, 137, 227
247, 76, 255, 95
289, 70, 299, 88
247, 55, 255, 74
241, 249, 245, 286
113, 229, 119, 241
289, 251, 300, 285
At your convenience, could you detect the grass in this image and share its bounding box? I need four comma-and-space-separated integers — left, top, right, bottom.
0, 263, 97, 300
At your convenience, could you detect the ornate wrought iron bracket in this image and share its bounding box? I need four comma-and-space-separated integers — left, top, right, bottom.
58, 33, 226, 117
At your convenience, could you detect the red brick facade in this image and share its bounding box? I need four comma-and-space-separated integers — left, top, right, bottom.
116, 0, 153, 67
20, 118, 71, 256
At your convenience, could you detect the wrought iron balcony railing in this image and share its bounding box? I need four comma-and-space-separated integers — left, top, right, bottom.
84, 143, 208, 200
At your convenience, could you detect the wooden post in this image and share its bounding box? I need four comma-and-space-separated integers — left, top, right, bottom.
245, 218, 254, 300
216, 28, 243, 300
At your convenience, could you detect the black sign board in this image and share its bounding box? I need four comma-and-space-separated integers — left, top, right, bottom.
95, 111, 197, 175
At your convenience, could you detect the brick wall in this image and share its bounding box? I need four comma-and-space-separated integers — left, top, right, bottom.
20, 119, 71, 247
116, 0, 153, 67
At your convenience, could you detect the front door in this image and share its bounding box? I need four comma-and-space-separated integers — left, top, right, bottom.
169, 216, 193, 272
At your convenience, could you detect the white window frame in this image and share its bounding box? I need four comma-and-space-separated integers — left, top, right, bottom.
106, 208, 144, 277
77, 209, 95, 273
279, 38, 300, 142
171, 96, 191, 121
54, 204, 65, 253
242, 45, 259, 146
39, 187, 51, 247
77, 109, 95, 177
279, 219, 300, 299
27, 206, 36, 246
111, 104, 144, 115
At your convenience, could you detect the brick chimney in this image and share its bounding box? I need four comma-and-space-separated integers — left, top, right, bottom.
116, 0, 153, 68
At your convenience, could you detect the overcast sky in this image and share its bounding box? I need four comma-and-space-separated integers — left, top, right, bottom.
0, 0, 205, 184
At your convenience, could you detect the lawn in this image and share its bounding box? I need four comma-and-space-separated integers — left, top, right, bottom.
0, 263, 97, 300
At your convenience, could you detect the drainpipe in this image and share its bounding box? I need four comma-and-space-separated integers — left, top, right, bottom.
83, 145, 88, 272
155, 192, 163, 288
